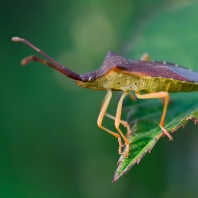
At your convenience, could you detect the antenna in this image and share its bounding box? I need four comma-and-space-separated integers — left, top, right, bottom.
12, 37, 81, 81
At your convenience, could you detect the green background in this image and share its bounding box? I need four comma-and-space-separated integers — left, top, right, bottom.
1, 0, 198, 197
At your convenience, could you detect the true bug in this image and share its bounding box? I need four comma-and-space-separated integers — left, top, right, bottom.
12, 37, 198, 158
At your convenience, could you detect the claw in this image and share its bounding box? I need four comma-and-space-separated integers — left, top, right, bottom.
124, 143, 130, 158
118, 137, 124, 154
161, 126, 173, 140
118, 146, 122, 155
118, 141, 130, 157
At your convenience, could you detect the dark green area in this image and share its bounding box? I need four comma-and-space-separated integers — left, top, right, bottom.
1, 0, 198, 197
114, 95, 198, 182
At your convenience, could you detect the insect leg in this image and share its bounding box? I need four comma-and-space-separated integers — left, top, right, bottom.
100, 93, 131, 135
114, 91, 130, 158
105, 113, 131, 138
140, 53, 151, 61
97, 90, 123, 154
128, 92, 136, 101
135, 91, 173, 140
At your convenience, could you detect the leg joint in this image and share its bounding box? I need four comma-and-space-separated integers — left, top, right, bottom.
115, 122, 120, 129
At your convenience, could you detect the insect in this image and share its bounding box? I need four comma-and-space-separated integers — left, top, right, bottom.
12, 36, 198, 158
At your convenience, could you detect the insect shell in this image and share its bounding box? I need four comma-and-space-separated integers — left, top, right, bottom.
77, 51, 198, 93
12, 36, 198, 159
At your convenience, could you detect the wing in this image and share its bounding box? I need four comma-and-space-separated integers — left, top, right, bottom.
118, 61, 198, 83
96, 51, 198, 83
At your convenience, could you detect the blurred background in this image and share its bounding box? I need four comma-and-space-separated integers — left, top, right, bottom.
1, 0, 198, 197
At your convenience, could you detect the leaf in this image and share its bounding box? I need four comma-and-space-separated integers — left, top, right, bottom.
113, 94, 198, 183
113, 2, 198, 183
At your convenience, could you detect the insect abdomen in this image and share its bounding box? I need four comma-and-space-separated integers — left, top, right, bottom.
141, 76, 198, 93
181, 81, 198, 92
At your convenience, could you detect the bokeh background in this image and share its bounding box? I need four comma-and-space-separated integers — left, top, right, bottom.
1, 0, 198, 197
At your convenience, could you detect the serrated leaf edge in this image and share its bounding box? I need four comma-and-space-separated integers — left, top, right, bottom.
112, 108, 198, 183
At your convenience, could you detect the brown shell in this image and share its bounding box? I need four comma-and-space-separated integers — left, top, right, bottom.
79, 51, 198, 83
95, 51, 198, 83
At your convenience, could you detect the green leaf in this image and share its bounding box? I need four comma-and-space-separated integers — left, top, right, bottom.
113, 94, 198, 183
113, 2, 198, 183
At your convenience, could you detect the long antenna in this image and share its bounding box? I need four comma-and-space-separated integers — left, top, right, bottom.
12, 37, 82, 81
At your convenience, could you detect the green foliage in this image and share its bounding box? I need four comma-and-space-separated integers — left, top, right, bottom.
113, 2, 198, 183
113, 95, 198, 182
2, 0, 198, 197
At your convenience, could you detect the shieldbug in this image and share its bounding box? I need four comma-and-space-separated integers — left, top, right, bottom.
12, 37, 198, 158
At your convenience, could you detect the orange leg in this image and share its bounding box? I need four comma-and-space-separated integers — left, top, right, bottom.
135, 91, 173, 140
128, 92, 136, 101
114, 91, 130, 157
105, 113, 131, 139
101, 92, 131, 138
97, 90, 123, 154
141, 53, 151, 61
97, 91, 130, 157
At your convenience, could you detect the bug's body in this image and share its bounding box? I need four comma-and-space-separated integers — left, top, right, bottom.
12, 36, 198, 158
77, 52, 198, 93
79, 71, 198, 93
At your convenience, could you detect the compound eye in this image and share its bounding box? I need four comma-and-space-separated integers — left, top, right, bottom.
88, 77, 94, 82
